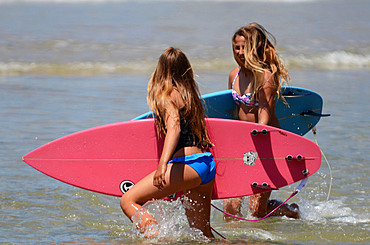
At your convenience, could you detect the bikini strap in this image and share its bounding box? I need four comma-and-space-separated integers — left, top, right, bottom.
232, 68, 241, 89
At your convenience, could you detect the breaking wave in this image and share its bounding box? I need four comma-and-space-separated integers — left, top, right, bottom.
287, 51, 370, 70
0, 0, 321, 3
1, 50, 369, 76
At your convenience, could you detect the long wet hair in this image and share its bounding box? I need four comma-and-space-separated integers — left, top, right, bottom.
232, 22, 290, 99
147, 47, 212, 149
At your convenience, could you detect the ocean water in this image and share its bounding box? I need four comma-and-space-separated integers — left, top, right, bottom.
1, 0, 369, 244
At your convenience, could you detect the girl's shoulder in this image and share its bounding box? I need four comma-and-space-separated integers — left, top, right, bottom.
263, 69, 273, 80
170, 88, 185, 109
228, 67, 241, 88
229, 67, 240, 78
258, 69, 279, 94
257, 69, 274, 86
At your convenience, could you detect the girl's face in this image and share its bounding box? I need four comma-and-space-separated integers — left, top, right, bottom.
233, 35, 246, 63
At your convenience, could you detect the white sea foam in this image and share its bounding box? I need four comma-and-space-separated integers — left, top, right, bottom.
288, 51, 370, 70
300, 199, 370, 226
1, 50, 368, 76
0, 0, 125, 3
0, 61, 156, 75
0, 0, 320, 3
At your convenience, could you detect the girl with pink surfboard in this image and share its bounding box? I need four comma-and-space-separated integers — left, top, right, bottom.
120, 47, 216, 238
223, 23, 300, 220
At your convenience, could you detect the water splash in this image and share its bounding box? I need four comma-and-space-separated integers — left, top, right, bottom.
130, 199, 210, 243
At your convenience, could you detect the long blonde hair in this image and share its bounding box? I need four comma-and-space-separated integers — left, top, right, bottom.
232, 23, 290, 99
147, 47, 212, 149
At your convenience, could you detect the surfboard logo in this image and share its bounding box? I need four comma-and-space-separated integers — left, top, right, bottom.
243, 151, 258, 166
120, 180, 134, 194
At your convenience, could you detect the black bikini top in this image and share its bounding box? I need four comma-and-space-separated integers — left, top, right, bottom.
174, 108, 200, 153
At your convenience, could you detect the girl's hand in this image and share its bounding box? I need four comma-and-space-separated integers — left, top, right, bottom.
153, 162, 167, 189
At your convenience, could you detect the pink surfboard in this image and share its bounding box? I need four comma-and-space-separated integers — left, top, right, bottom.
23, 119, 321, 199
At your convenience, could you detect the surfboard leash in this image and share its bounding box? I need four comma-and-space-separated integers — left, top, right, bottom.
312, 126, 333, 201
211, 178, 307, 223
210, 226, 226, 240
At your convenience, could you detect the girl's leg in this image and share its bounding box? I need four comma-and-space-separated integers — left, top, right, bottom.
223, 197, 243, 221
181, 179, 215, 238
120, 162, 203, 232
249, 191, 271, 218
249, 191, 300, 218
268, 200, 300, 219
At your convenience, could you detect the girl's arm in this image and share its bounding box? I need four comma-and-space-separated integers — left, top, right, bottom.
257, 71, 277, 125
153, 90, 183, 189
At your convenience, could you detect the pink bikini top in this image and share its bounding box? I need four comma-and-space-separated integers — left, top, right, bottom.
231, 69, 258, 106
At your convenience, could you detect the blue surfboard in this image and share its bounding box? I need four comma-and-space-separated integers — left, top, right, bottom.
132, 86, 329, 136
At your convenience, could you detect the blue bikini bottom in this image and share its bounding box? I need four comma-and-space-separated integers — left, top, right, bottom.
169, 152, 216, 185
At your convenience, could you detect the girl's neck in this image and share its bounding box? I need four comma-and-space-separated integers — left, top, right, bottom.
240, 66, 253, 77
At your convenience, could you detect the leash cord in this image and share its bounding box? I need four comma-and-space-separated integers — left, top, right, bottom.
211, 178, 307, 222
210, 226, 226, 239
212, 178, 307, 222
312, 127, 333, 201
211, 192, 296, 222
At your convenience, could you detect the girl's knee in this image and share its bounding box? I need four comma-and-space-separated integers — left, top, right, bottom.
120, 194, 128, 210
120, 193, 134, 215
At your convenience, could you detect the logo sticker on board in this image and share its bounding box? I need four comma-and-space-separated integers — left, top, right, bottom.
120, 180, 134, 194
243, 151, 258, 166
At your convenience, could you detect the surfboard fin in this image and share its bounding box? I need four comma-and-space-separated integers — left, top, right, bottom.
286, 154, 304, 161
300, 110, 331, 117
251, 182, 279, 190
251, 129, 287, 136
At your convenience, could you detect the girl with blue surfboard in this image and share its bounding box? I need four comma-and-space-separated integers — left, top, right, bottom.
120, 47, 216, 238
223, 23, 300, 220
